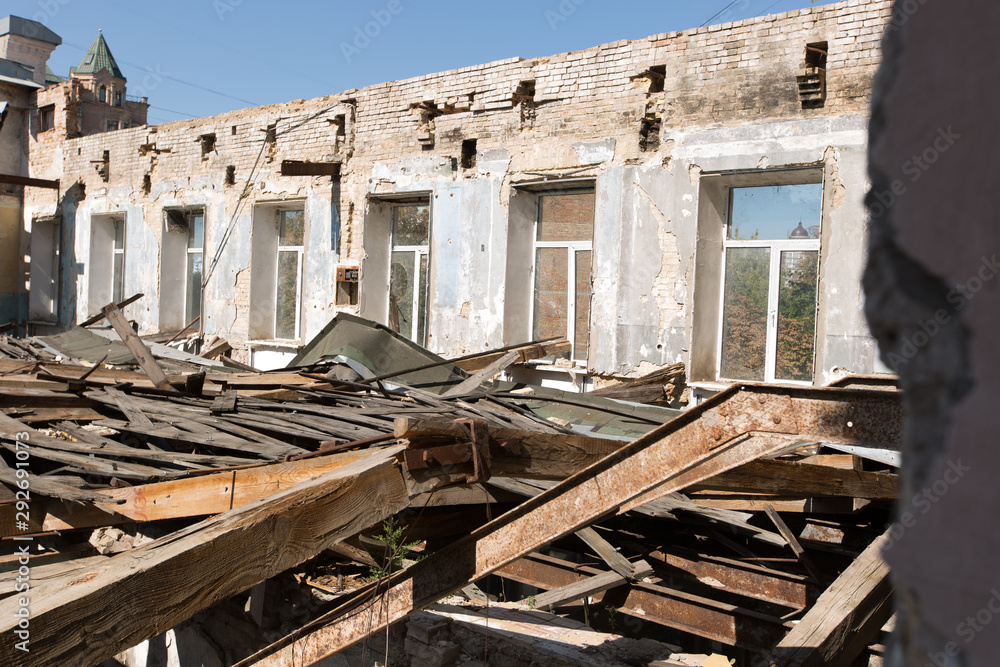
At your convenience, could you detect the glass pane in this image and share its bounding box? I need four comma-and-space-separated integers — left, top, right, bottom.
720, 247, 770, 381
185, 251, 203, 324
537, 193, 595, 243
574, 250, 592, 361
417, 253, 429, 345
113, 218, 125, 249
391, 205, 429, 246
532, 247, 568, 343
275, 250, 300, 339
729, 184, 822, 241
775, 251, 819, 382
112, 252, 124, 304
188, 213, 204, 249
278, 210, 304, 246
390, 251, 416, 340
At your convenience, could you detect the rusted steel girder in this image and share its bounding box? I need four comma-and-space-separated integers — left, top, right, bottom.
238, 384, 901, 666
497, 552, 794, 649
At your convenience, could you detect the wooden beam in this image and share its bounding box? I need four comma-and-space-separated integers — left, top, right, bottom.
79, 293, 144, 327
441, 350, 519, 397
771, 531, 893, 667
102, 303, 172, 391
0, 446, 409, 666
763, 505, 823, 583
692, 458, 897, 500
529, 560, 653, 611
0, 449, 382, 536
574, 526, 637, 580
452, 340, 571, 373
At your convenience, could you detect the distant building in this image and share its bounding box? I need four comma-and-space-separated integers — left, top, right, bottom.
0, 16, 150, 328
35, 31, 148, 140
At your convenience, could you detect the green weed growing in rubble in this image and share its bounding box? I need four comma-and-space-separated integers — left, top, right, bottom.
364, 517, 422, 582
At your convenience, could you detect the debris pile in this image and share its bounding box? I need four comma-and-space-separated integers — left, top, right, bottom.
0, 306, 900, 666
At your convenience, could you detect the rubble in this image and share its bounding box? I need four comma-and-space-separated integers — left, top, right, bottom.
0, 308, 899, 666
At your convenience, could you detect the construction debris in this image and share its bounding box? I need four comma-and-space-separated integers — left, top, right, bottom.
0, 312, 900, 666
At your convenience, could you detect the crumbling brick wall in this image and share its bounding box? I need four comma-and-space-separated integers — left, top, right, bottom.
22, 1, 891, 372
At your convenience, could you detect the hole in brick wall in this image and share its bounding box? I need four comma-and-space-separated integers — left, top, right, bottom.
199, 133, 216, 157
798, 42, 828, 109
639, 117, 661, 152
648, 65, 666, 94
142, 173, 151, 195
231, 125, 237, 135
805, 41, 828, 69
225, 165, 236, 186
514, 80, 536, 104
265, 123, 277, 144
461, 139, 477, 170
333, 114, 347, 137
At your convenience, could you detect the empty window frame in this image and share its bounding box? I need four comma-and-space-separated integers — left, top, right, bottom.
389, 203, 430, 345
718, 183, 822, 383
38, 105, 55, 133
99, 85, 106, 103
28, 218, 61, 322
530, 191, 594, 362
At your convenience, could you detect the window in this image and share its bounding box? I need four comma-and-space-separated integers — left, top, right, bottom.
114, 90, 123, 107
250, 206, 305, 341
112, 217, 125, 303
99, 85, 106, 103
718, 183, 822, 383
106, 120, 118, 132
38, 105, 55, 133
87, 215, 126, 317
161, 209, 204, 331
275, 211, 304, 340
530, 191, 594, 362
389, 204, 430, 344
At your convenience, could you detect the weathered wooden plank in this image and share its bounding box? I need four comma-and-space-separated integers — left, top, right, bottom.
764, 505, 823, 583
0, 449, 381, 536
452, 340, 571, 373
574, 526, 637, 580
692, 458, 896, 500
0, 446, 409, 666
102, 303, 172, 391
441, 350, 520, 397
529, 560, 653, 611
104, 386, 153, 427
772, 531, 893, 667
79, 293, 144, 327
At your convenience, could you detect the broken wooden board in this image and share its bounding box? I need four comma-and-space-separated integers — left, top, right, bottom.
0, 446, 409, 666
771, 531, 893, 667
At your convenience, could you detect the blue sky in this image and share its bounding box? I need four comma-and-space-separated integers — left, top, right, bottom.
8, 0, 821, 124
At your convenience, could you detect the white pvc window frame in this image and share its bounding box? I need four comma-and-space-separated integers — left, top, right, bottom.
274, 209, 305, 341
388, 202, 431, 346
112, 216, 126, 304
527, 194, 594, 364
716, 221, 821, 385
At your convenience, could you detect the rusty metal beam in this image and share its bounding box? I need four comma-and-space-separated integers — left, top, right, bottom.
0, 173, 59, 189
238, 385, 901, 666
498, 553, 790, 650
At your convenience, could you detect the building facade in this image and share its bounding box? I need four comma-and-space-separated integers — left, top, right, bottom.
21, 0, 891, 391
